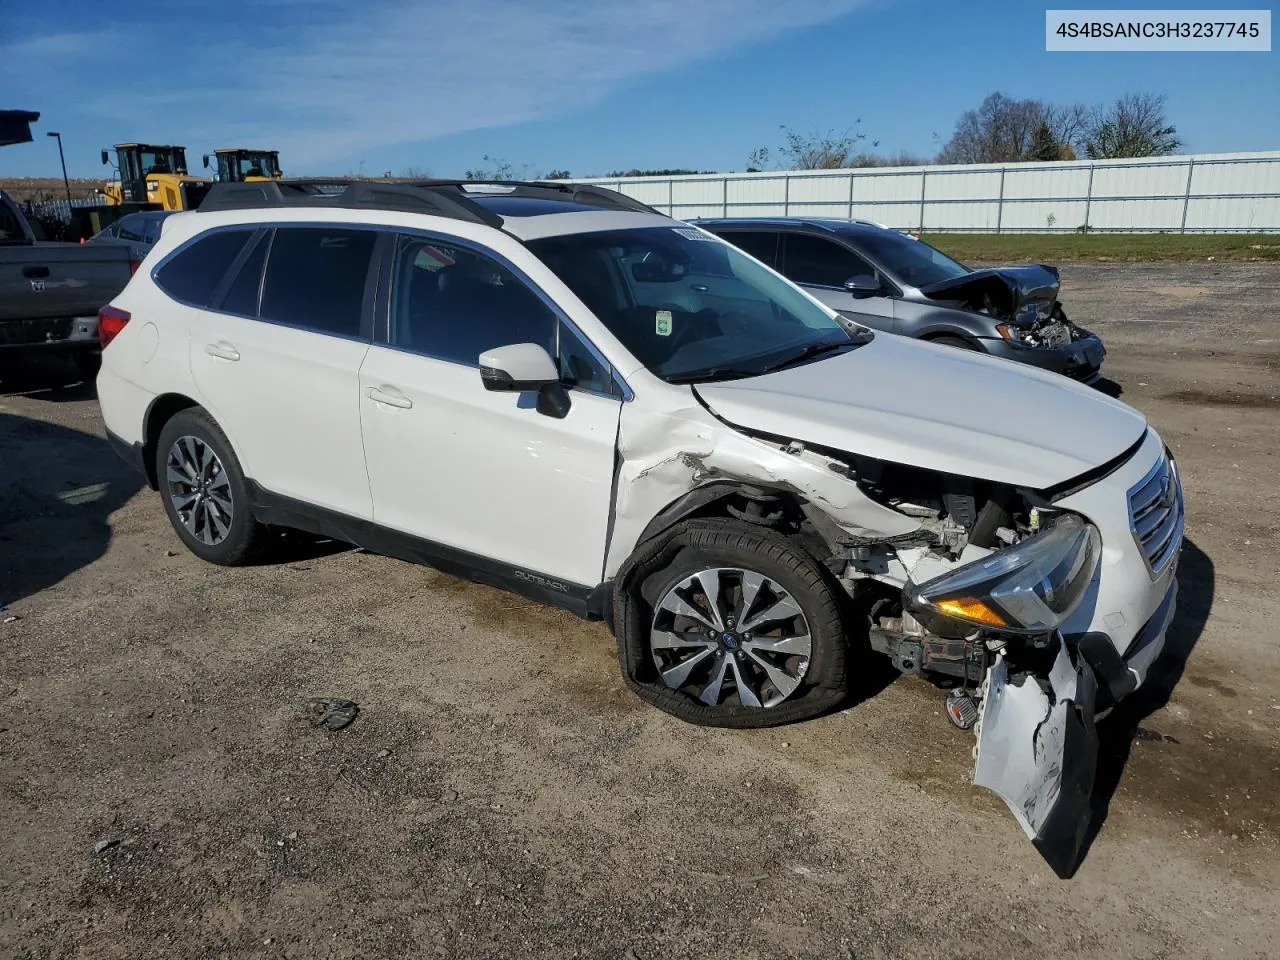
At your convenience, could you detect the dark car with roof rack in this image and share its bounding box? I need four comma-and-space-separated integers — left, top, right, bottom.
694, 217, 1106, 384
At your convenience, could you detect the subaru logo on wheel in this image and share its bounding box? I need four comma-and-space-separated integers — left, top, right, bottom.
722, 632, 739, 649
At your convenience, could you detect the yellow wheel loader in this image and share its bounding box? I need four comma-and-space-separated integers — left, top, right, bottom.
203, 148, 283, 182
100, 143, 212, 211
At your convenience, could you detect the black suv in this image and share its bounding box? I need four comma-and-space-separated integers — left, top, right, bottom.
695, 218, 1105, 383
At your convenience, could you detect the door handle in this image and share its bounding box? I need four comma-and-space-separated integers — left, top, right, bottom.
204, 341, 240, 361
22, 265, 50, 279
366, 385, 413, 409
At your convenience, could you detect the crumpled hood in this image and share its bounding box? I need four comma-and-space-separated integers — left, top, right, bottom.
694, 334, 1146, 490
920, 264, 1060, 322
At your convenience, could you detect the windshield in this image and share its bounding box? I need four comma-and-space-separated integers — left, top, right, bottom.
222, 151, 279, 180
854, 231, 969, 287
528, 226, 861, 382
138, 147, 187, 176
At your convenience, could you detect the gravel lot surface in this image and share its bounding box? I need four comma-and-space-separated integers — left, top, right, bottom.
2, 262, 1278, 959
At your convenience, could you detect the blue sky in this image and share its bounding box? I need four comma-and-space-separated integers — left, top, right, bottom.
1, 0, 1276, 179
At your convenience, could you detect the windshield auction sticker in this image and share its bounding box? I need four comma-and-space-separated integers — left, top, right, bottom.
1046, 9, 1271, 50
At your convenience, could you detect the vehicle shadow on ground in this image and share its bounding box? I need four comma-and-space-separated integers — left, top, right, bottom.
1093, 376, 1124, 399
0, 411, 144, 607
1073, 537, 1214, 872
0, 354, 96, 403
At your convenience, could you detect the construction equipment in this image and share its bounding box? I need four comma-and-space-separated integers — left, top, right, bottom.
203, 148, 283, 182
99, 143, 212, 211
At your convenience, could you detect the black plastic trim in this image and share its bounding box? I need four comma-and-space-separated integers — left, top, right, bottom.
242, 481, 608, 620
1044, 430, 1148, 502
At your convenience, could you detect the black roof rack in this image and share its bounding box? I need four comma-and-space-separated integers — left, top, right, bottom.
421, 180, 661, 216
197, 179, 503, 226
197, 178, 661, 224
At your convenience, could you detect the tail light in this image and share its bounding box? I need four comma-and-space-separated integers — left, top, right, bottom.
98, 305, 131, 348
129, 260, 141, 276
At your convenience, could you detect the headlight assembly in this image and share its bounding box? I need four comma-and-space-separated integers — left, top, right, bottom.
904, 515, 1101, 635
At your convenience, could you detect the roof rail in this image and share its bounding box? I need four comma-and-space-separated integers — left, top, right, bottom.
198, 179, 504, 227
422, 180, 662, 216
198, 178, 662, 223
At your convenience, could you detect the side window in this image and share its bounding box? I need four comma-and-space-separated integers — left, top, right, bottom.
782, 233, 877, 289
259, 227, 376, 338
215, 232, 269, 317
0, 200, 26, 242
117, 216, 145, 242
717, 231, 779, 268
559, 323, 619, 397
142, 217, 164, 244
154, 229, 254, 307
390, 236, 555, 365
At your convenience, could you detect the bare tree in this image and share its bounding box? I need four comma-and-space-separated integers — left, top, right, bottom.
775, 124, 874, 169
464, 155, 541, 181
1084, 93, 1182, 158
936, 93, 1047, 164
938, 94, 1091, 164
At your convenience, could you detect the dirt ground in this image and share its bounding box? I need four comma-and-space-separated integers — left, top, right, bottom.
2, 262, 1278, 960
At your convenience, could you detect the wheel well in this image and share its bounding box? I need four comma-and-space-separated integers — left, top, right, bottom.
638, 483, 809, 546
922, 330, 978, 347
142, 393, 199, 489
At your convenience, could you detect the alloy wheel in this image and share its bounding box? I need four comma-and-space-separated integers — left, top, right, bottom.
649, 567, 812, 708
165, 435, 234, 546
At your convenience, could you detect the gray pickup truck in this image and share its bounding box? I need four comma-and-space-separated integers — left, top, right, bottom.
1, 189, 135, 376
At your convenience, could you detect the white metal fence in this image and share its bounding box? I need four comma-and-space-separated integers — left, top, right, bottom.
575, 151, 1280, 233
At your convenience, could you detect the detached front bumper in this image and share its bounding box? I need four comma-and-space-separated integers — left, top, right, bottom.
978, 332, 1106, 384
974, 573, 1177, 878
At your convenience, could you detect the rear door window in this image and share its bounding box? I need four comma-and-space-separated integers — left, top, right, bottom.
154, 229, 255, 307
258, 227, 377, 338
781, 233, 877, 289
716, 231, 780, 268
215, 232, 270, 317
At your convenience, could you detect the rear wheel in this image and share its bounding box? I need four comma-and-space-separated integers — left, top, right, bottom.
615, 520, 849, 727
155, 408, 266, 565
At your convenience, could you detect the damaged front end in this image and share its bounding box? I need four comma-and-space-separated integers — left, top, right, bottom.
920, 264, 1101, 369
609, 392, 1132, 875
817, 451, 1109, 875
900, 514, 1104, 876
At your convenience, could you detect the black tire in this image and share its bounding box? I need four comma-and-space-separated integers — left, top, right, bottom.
72, 350, 101, 379
613, 518, 849, 728
929, 334, 978, 351
155, 407, 266, 565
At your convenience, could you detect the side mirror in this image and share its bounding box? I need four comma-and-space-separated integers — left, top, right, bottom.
100, 149, 109, 165
202, 155, 210, 169
843, 274, 880, 298
479, 343, 559, 392
479, 343, 570, 419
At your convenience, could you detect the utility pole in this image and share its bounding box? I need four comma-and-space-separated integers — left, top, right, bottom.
47, 131, 72, 204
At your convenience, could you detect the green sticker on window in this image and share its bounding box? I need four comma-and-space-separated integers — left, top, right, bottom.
656, 309, 673, 337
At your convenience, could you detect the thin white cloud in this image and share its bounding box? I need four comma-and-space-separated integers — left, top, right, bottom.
2, 0, 866, 167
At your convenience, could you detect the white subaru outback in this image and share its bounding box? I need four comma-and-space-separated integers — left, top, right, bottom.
96, 179, 1182, 875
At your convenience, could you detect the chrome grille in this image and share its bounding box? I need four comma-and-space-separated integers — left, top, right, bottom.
1128, 452, 1184, 576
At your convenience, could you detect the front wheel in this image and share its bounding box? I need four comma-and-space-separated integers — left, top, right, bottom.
614, 520, 850, 727
929, 334, 979, 351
